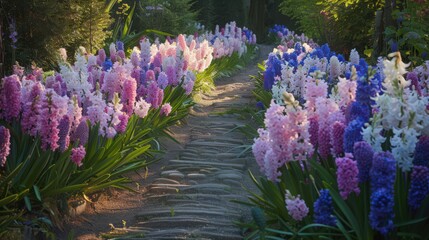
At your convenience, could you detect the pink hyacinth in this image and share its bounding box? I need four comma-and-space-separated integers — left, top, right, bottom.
177, 34, 187, 51
336, 154, 360, 199
134, 98, 151, 118
285, 191, 309, 221
121, 77, 137, 116
39, 90, 61, 151
1, 75, 21, 121
252, 129, 269, 173
160, 103, 172, 116
0, 126, 11, 167
109, 43, 117, 62
331, 121, 346, 156
71, 145, 86, 167
97, 49, 106, 66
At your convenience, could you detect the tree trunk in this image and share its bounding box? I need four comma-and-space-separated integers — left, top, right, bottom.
248, 0, 266, 43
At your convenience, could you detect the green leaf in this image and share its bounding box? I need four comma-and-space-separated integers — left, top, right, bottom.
33, 185, 42, 201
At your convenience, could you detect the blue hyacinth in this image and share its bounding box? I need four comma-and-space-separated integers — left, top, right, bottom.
353, 141, 374, 182
263, 53, 282, 90
408, 165, 429, 210
347, 101, 371, 123
413, 136, 429, 167
369, 188, 395, 235
116, 41, 124, 51
314, 189, 337, 226
343, 118, 365, 153
102, 59, 113, 71
370, 152, 396, 193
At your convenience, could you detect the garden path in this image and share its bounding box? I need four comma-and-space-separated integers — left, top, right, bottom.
68, 44, 273, 240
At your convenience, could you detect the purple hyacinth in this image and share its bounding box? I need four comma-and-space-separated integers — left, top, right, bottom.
1, 75, 21, 122
115, 114, 129, 134
146, 81, 163, 109
336, 154, 360, 199
58, 115, 71, 152
369, 188, 395, 235
331, 121, 345, 156
413, 136, 429, 167
314, 189, 337, 226
21, 83, 42, 136
0, 126, 11, 167
408, 166, 429, 210
71, 145, 86, 167
309, 116, 319, 147
370, 152, 396, 193
72, 119, 89, 146
353, 141, 374, 182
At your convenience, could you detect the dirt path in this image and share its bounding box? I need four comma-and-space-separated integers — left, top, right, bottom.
64, 44, 273, 240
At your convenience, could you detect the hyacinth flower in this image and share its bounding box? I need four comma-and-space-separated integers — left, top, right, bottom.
408, 165, 429, 210
285, 190, 309, 221
336, 154, 360, 199
353, 141, 374, 182
0, 75, 21, 122
363, 52, 429, 171
0, 126, 11, 167
314, 189, 337, 226
71, 145, 86, 167
369, 188, 395, 235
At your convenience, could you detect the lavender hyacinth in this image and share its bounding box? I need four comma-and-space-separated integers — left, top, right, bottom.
72, 119, 89, 146
336, 154, 360, 199
314, 189, 337, 226
408, 166, 429, 210
353, 141, 374, 182
58, 115, 71, 152
0, 126, 11, 167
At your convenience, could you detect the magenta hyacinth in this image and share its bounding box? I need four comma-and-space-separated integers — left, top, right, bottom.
309, 116, 319, 147
160, 103, 172, 116
1, 75, 21, 121
331, 121, 345, 156
336, 154, 360, 199
0, 126, 11, 167
121, 78, 137, 116
71, 145, 86, 167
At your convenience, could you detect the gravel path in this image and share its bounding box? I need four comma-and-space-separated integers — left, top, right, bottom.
67, 44, 273, 240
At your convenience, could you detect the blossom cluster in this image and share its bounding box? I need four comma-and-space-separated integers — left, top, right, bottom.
0, 22, 256, 168
253, 26, 429, 235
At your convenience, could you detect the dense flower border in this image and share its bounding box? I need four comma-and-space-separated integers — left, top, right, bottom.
247, 25, 429, 238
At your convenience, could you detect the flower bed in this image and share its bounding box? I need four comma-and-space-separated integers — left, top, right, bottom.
244, 26, 429, 239
0, 21, 255, 235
